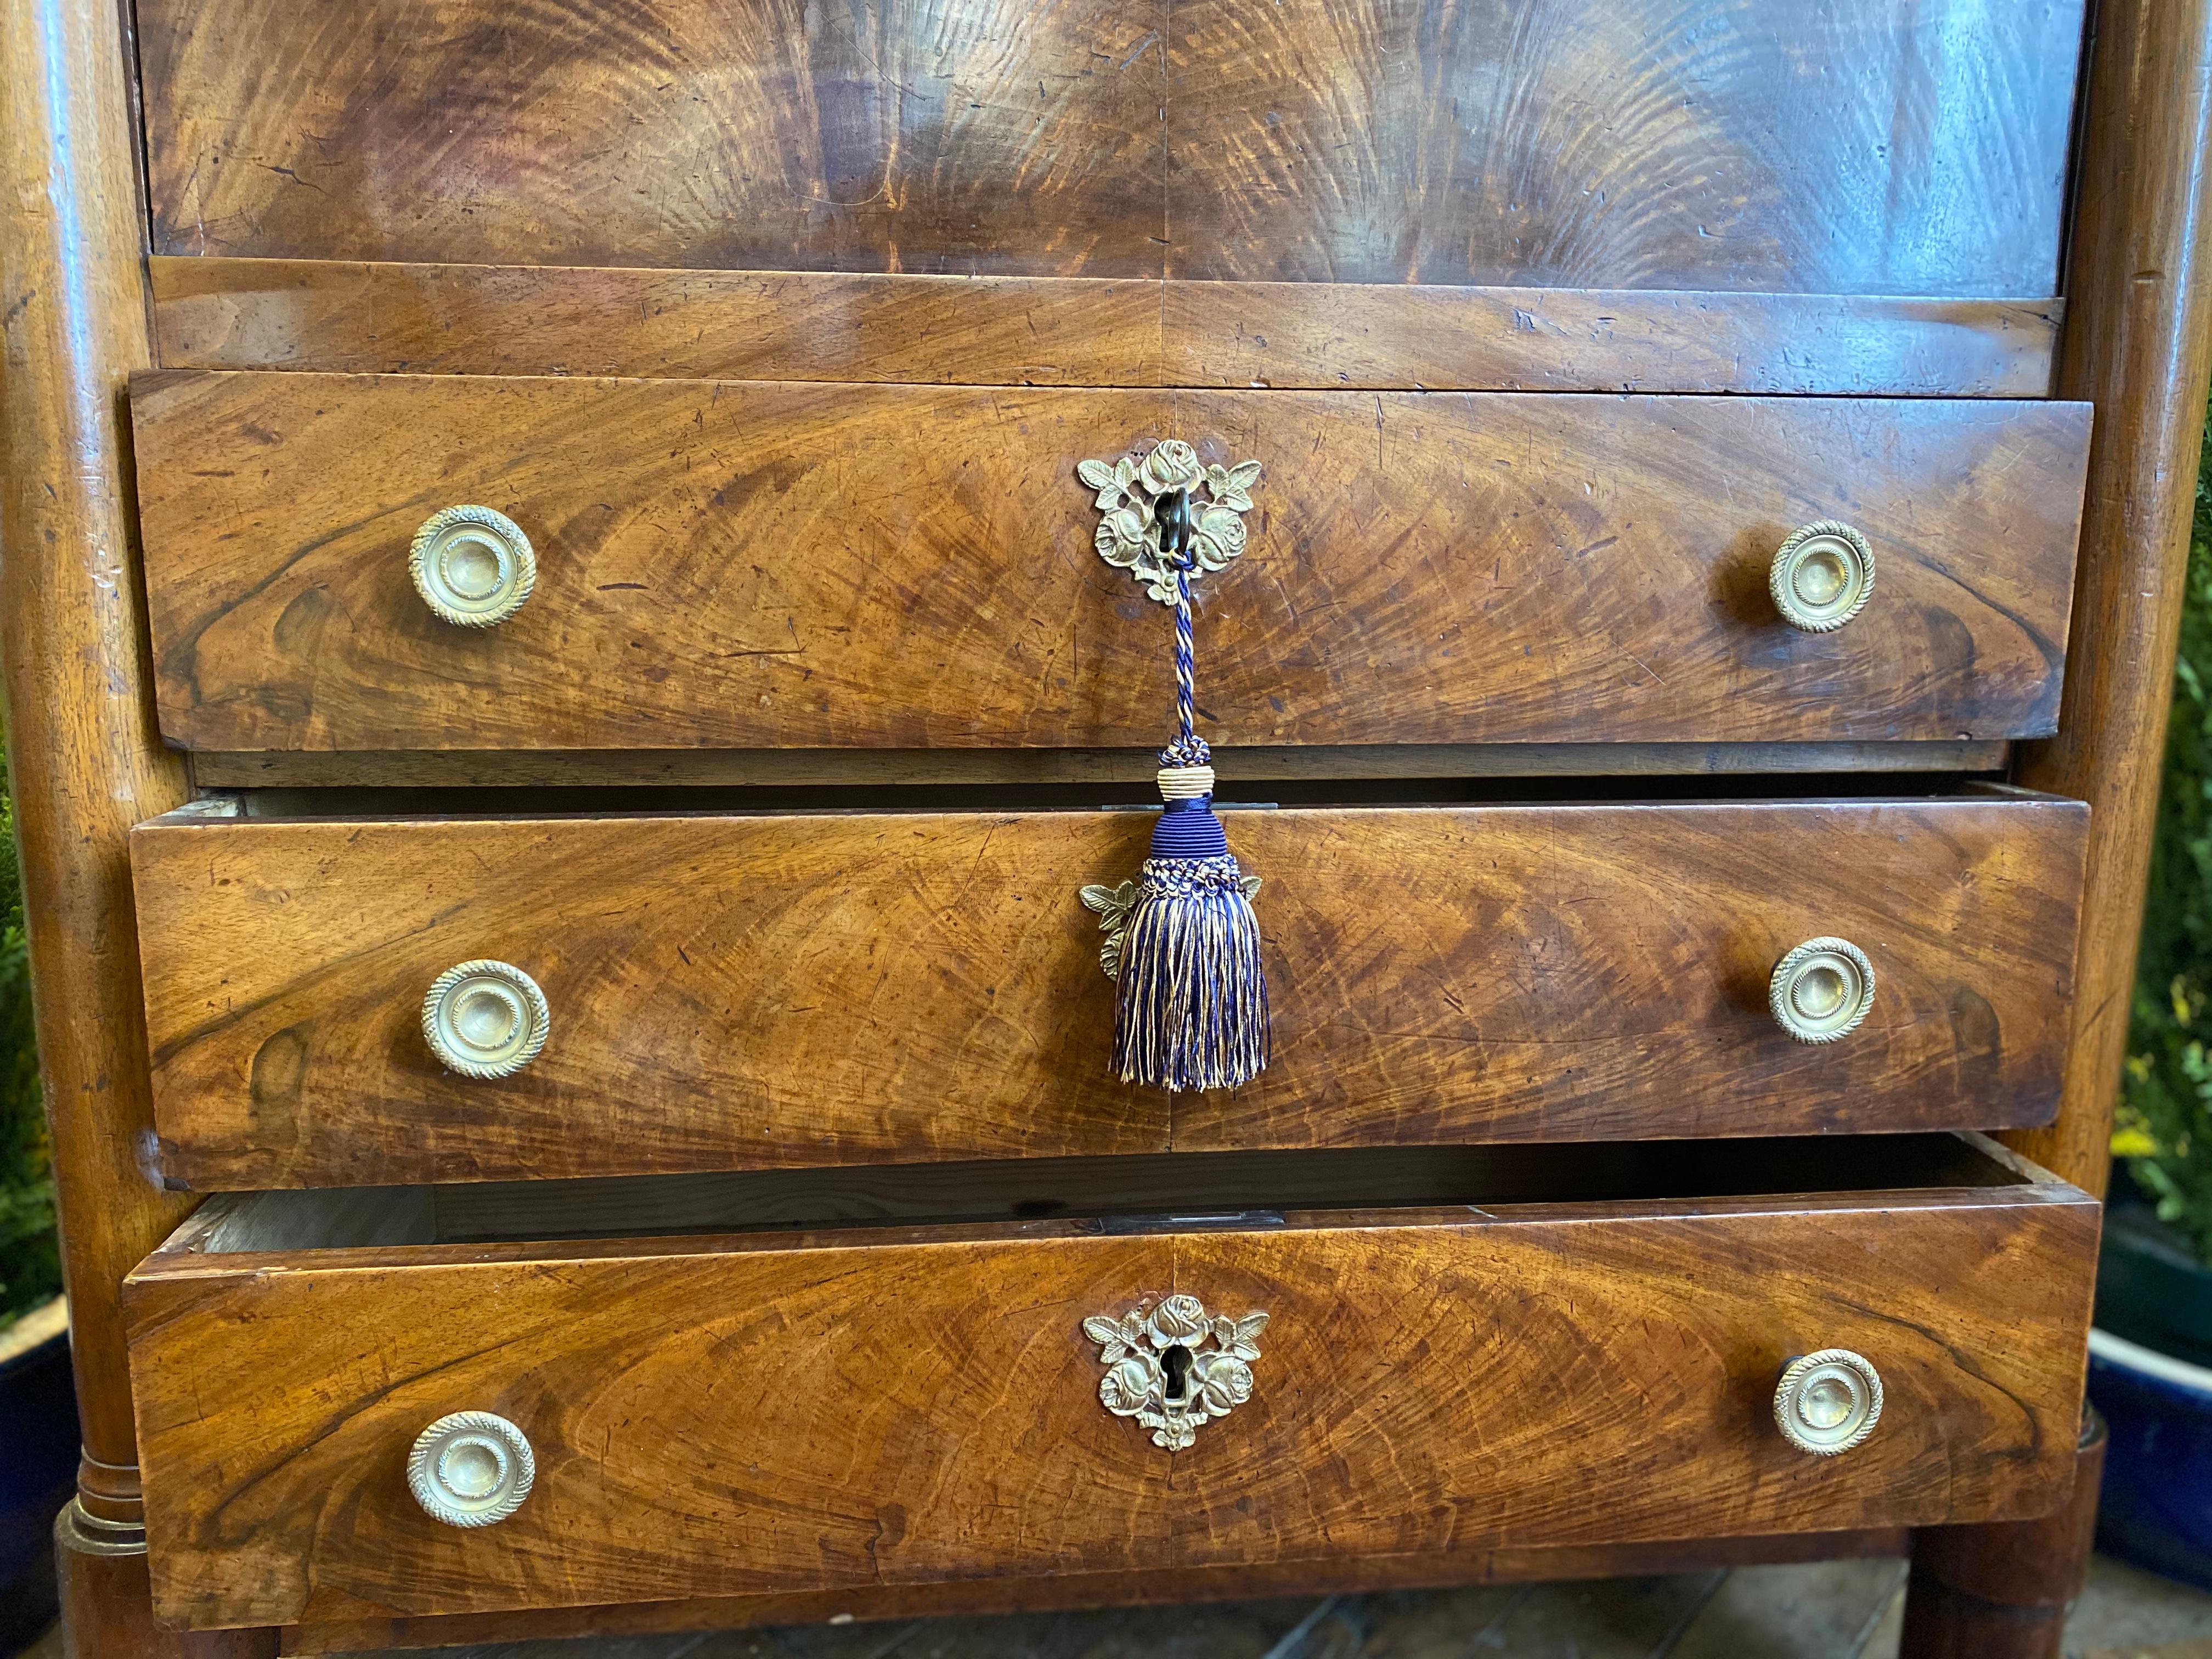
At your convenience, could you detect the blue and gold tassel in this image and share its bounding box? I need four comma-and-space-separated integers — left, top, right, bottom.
1109, 476, 1271, 1091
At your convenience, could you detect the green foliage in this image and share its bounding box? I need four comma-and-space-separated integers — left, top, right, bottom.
2119, 403, 2212, 1263
0, 732, 58, 1332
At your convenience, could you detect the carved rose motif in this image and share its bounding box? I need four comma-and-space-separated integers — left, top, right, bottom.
1094, 505, 1150, 568
1191, 1351, 1254, 1414
1078, 446, 1262, 605
1192, 503, 1248, 571
1138, 438, 1204, 494
1148, 1294, 1209, 1342
1084, 1296, 1269, 1451
1099, 1356, 1156, 1416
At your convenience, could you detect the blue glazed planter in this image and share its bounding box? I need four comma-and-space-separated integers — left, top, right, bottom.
0, 1299, 75, 1644
2091, 1191, 2212, 1592
2091, 1330, 2212, 1589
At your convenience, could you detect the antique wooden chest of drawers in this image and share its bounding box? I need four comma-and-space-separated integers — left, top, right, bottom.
5, 1, 2212, 1656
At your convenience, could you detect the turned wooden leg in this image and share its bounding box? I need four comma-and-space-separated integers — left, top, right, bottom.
1, 2, 260, 1655
55, 1498, 275, 1659
1897, 1407, 2106, 1659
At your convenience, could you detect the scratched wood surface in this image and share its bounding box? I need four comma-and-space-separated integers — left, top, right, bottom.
123, 1168, 2098, 1629
134, 0, 2083, 297
130, 800, 2088, 1189
148, 260, 2064, 397
128, 371, 2091, 755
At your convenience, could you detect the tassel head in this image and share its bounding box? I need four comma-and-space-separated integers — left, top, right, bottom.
1111, 740, 1271, 1091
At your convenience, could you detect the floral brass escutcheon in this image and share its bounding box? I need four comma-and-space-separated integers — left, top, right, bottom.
1079, 440, 1262, 603
1080, 876, 1261, 981
1084, 1294, 1269, 1451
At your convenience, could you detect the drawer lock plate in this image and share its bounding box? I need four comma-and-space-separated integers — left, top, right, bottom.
1079, 441, 1260, 605
1085, 1294, 1268, 1451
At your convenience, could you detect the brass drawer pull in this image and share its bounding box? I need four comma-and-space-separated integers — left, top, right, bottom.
422, 960, 550, 1079
1085, 1294, 1268, 1452
1769, 936, 1876, 1043
1774, 1350, 1883, 1456
410, 505, 535, 627
407, 1411, 534, 1527
1769, 521, 1874, 632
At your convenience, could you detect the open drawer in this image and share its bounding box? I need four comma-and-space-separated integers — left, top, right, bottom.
131, 793, 2089, 1187
125, 1133, 2097, 1630
129, 371, 2089, 757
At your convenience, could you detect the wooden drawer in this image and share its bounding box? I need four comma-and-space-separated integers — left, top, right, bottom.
131, 794, 2088, 1188
123, 1135, 2097, 1630
136, 0, 2083, 297
131, 371, 2090, 754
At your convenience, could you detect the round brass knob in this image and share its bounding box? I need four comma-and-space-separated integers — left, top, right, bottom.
407, 1411, 534, 1527
410, 505, 535, 627
1769, 521, 1874, 631
1774, 1350, 1883, 1456
422, 960, 550, 1079
1769, 937, 1875, 1044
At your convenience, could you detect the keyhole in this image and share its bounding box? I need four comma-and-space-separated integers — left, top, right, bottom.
1159, 489, 1193, 566
1161, 1344, 1194, 1403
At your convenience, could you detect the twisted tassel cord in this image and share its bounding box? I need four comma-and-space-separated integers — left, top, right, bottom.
1162, 487, 1205, 765
1175, 563, 1195, 748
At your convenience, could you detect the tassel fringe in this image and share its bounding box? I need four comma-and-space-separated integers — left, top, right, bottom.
1113, 853, 1270, 1091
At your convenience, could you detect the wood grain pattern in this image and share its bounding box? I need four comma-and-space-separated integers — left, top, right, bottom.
123, 1174, 2099, 1629
129, 371, 2091, 754
130, 800, 2089, 1189
1166, 0, 2084, 294
0, 0, 199, 1565
148, 259, 2064, 397
138, 0, 1167, 278
134, 0, 2083, 297
2006, 0, 2212, 1194
1163, 283, 2061, 398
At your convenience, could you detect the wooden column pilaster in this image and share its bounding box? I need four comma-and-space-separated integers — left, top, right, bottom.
1907, 0, 2212, 1648
0, 2, 264, 1652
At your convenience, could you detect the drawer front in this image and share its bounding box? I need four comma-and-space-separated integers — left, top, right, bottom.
137, 0, 2083, 296
132, 373, 2090, 753
125, 1177, 2099, 1628
133, 798, 2089, 1188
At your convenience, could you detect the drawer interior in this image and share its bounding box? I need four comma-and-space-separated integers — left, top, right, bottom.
178, 1131, 2044, 1257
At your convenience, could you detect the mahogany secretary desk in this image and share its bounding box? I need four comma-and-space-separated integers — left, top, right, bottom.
4, 0, 2211, 1654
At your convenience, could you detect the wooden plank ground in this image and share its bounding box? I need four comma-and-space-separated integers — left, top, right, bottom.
274, 1555, 2210, 1656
